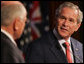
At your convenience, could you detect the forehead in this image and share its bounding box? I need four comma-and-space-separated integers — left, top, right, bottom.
60, 7, 78, 18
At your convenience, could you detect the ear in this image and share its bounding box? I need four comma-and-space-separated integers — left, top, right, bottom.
75, 23, 81, 32
13, 18, 21, 31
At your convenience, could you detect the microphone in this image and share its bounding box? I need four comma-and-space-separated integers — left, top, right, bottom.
62, 43, 83, 63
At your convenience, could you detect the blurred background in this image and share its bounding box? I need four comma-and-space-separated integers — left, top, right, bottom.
16, 1, 83, 52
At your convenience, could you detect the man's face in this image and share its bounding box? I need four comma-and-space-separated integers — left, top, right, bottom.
18, 14, 27, 38
15, 12, 27, 39
55, 7, 81, 40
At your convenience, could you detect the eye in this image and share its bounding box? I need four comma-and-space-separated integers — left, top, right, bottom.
69, 18, 74, 23
59, 16, 66, 20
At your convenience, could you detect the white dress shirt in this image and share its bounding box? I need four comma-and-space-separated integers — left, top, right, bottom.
1, 29, 17, 46
53, 28, 74, 63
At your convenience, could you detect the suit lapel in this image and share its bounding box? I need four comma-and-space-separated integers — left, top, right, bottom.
70, 38, 83, 63
48, 31, 68, 63
49, 45, 68, 63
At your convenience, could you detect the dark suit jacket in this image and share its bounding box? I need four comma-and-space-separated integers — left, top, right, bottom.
25, 31, 83, 63
1, 32, 25, 63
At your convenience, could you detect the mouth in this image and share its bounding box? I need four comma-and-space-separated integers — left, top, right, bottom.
60, 27, 68, 32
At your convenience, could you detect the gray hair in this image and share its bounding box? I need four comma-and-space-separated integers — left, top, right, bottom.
55, 2, 83, 23
1, 4, 26, 26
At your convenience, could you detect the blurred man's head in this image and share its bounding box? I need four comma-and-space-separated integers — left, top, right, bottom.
55, 2, 83, 40
1, 1, 27, 40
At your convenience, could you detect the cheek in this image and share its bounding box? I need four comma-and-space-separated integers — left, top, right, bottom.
56, 20, 63, 28
15, 22, 25, 39
22, 23, 25, 30
21, 23, 25, 34
19, 23, 25, 33
68, 25, 76, 34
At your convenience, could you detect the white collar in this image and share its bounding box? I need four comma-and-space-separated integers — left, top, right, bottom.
1, 29, 17, 46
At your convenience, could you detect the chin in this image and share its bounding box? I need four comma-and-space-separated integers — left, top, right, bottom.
18, 35, 21, 39
16, 35, 21, 39
58, 31, 69, 39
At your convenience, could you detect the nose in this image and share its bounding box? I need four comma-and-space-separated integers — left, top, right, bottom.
63, 19, 69, 27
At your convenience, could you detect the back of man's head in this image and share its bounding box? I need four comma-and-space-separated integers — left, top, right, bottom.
1, 1, 27, 26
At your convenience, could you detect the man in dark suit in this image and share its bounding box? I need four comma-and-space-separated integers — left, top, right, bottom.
1, 1, 27, 63
25, 2, 83, 63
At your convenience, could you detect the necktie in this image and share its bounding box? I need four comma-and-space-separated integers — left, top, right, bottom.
65, 42, 72, 63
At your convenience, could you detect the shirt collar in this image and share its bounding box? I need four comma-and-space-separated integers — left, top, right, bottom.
1, 29, 17, 46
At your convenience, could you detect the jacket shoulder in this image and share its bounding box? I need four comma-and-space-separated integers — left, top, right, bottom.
70, 37, 83, 47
